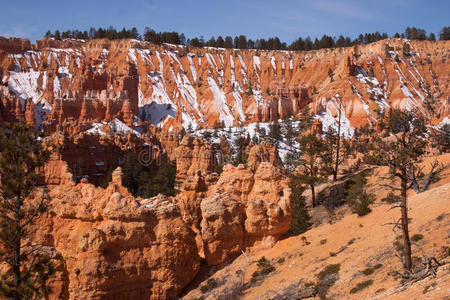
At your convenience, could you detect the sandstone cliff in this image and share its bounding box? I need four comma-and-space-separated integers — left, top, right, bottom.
0, 38, 448, 133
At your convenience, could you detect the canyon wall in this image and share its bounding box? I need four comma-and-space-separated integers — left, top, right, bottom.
0, 37, 448, 134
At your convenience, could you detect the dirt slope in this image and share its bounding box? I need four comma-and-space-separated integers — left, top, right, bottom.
183, 154, 450, 299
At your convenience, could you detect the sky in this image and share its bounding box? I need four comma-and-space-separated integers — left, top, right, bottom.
0, 0, 448, 43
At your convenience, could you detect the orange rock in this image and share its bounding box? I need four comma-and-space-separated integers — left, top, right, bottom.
200, 163, 291, 265
29, 178, 201, 299
246, 142, 283, 171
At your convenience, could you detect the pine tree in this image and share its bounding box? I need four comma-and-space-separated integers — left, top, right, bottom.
439, 26, 450, 40
296, 134, 327, 207
284, 118, 296, 147
321, 99, 350, 181
368, 109, 428, 271
224, 36, 233, 48
432, 123, 450, 154
269, 119, 282, 142
298, 106, 314, 133
288, 174, 311, 234
54, 30, 60, 40
0, 123, 54, 299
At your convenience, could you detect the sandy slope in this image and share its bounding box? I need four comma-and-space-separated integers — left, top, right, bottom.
183, 154, 450, 299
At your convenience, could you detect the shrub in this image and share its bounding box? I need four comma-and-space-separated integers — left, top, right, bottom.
350, 280, 373, 293
411, 234, 424, 242
361, 264, 382, 276
316, 264, 341, 299
301, 236, 311, 245
423, 282, 437, 294
256, 257, 274, 275
316, 264, 341, 281
251, 257, 275, 283
200, 278, 218, 294
320, 239, 327, 245
353, 192, 375, 216
319, 169, 372, 209
381, 192, 401, 204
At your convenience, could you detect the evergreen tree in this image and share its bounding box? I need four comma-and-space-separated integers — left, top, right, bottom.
269, 119, 282, 142
224, 36, 233, 48
296, 134, 327, 207
0, 123, 54, 300
233, 135, 248, 166
428, 33, 436, 41
298, 106, 314, 133
288, 174, 311, 234
216, 36, 225, 48
439, 26, 450, 40
284, 118, 296, 147
122, 152, 177, 198
432, 123, 450, 154
368, 109, 428, 271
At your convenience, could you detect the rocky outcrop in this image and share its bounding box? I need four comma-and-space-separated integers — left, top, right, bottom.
0, 36, 31, 53
246, 142, 283, 171
32, 168, 201, 299
173, 135, 215, 180
1, 38, 448, 133
200, 163, 291, 265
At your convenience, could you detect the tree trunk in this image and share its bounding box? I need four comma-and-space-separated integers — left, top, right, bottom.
401, 178, 412, 271
12, 196, 21, 300
310, 184, 316, 207
333, 100, 342, 181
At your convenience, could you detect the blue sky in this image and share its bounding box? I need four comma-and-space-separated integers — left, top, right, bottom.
0, 0, 448, 42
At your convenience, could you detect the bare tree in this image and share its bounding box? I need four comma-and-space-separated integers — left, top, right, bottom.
322, 97, 352, 182
369, 109, 428, 271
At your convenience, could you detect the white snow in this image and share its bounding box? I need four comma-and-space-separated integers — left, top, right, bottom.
238, 55, 247, 72
87, 118, 141, 136
188, 54, 197, 83
53, 76, 61, 98
207, 75, 234, 127
7, 70, 45, 105
271, 57, 276, 71
140, 102, 176, 126
316, 98, 354, 138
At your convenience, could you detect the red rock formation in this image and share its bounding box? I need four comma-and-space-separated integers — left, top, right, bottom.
121, 98, 134, 127
246, 142, 283, 171
78, 98, 88, 124
24, 100, 35, 126
0, 36, 31, 53
14, 98, 24, 121
1, 38, 448, 132
104, 98, 113, 121
200, 163, 291, 265
159, 131, 180, 160
173, 135, 215, 181
28, 169, 201, 299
